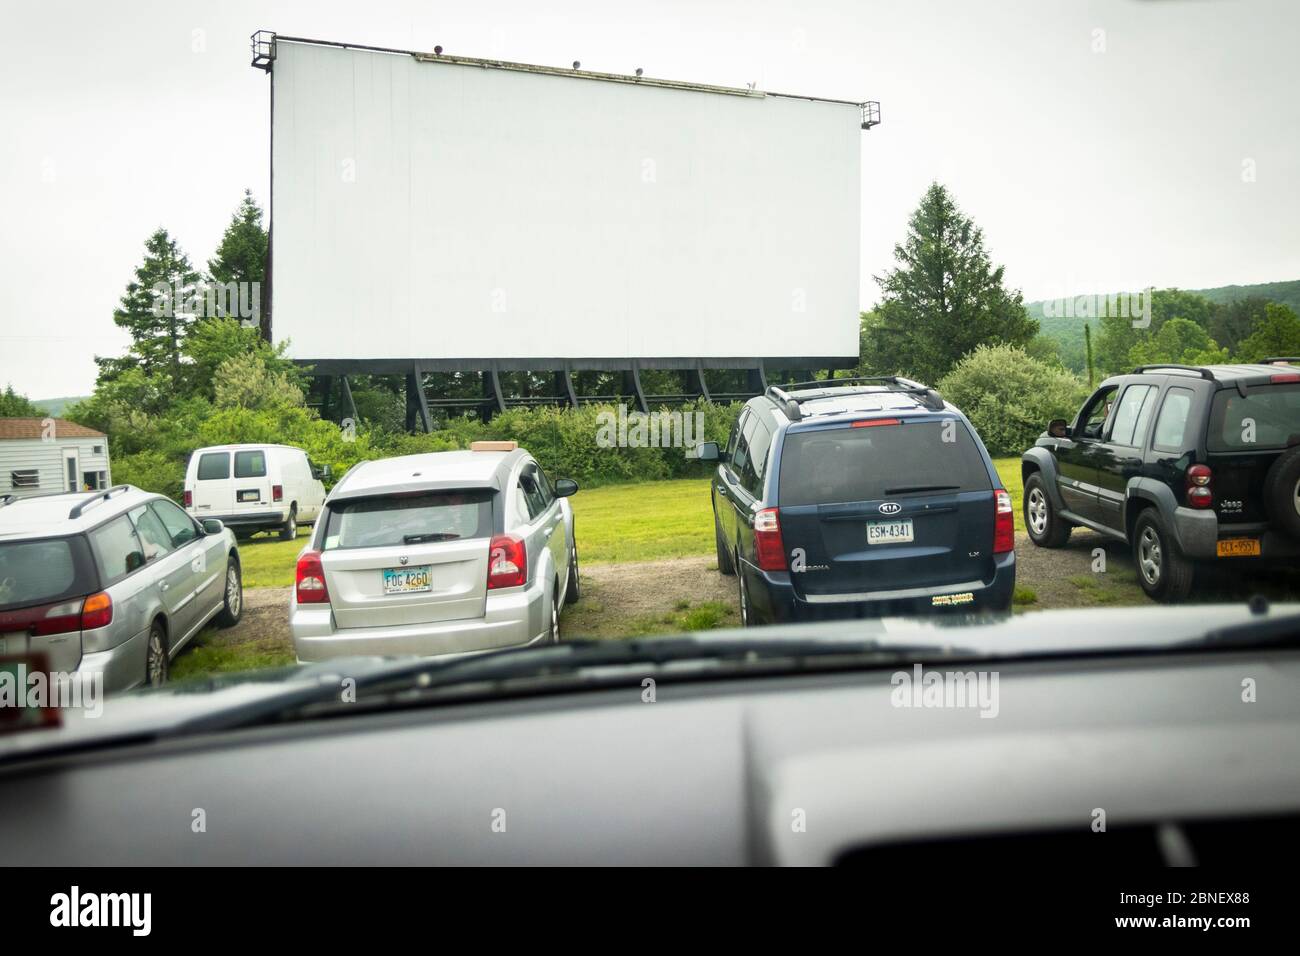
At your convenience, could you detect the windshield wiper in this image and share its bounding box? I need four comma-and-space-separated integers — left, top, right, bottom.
403, 532, 460, 543
883, 484, 960, 495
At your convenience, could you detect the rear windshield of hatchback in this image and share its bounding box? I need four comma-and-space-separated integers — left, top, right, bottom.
322, 491, 493, 550
779, 419, 992, 507
0, 539, 81, 610
1207, 383, 1300, 451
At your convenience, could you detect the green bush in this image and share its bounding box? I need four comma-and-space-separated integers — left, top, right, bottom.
939, 345, 1090, 456
111, 450, 187, 501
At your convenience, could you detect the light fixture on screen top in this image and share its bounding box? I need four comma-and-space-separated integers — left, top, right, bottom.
434, 45, 443, 55
635, 67, 643, 77
572, 60, 581, 70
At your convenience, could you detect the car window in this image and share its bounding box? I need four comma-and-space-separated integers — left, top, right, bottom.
129, 504, 175, 561
1107, 384, 1156, 446
197, 452, 230, 480
150, 498, 199, 547
0, 539, 80, 609
534, 465, 557, 503
779, 420, 992, 507
1207, 383, 1300, 451
519, 467, 549, 519
234, 450, 268, 479
731, 411, 755, 488
742, 416, 773, 497
1152, 387, 1195, 452
726, 410, 749, 460
1078, 386, 1119, 439
322, 491, 493, 550
89, 515, 147, 585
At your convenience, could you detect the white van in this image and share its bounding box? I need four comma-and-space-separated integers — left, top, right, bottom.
184, 444, 328, 540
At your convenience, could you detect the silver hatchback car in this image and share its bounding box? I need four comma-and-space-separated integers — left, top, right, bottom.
0, 485, 243, 692
290, 443, 580, 662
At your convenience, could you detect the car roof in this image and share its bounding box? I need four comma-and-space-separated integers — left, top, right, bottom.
190, 443, 302, 454
328, 449, 527, 502
1108, 363, 1300, 388
759, 381, 953, 428
0, 485, 156, 539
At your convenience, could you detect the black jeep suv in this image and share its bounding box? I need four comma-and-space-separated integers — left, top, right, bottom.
698, 377, 1016, 624
1021, 360, 1300, 601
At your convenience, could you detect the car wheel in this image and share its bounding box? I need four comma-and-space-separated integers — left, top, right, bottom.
1024, 473, 1071, 548
1133, 510, 1194, 602
145, 621, 169, 687
737, 555, 751, 627
1262, 446, 1300, 539
280, 507, 298, 541
715, 515, 736, 576
550, 588, 562, 644
565, 531, 581, 605
215, 558, 243, 628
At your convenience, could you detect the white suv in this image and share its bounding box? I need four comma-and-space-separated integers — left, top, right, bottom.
289, 443, 580, 662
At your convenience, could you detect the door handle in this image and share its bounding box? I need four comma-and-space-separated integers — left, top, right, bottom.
717, 485, 729, 499
159, 581, 170, 592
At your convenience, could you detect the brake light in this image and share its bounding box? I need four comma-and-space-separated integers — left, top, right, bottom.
1186, 464, 1213, 509
80, 592, 113, 630
28, 599, 84, 636
993, 490, 1015, 554
272, 484, 284, 503
754, 507, 787, 571
183, 489, 193, 507
487, 534, 527, 589
851, 418, 901, 428
295, 550, 330, 604
1271, 373, 1300, 383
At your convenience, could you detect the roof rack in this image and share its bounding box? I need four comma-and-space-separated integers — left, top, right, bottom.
68, 484, 133, 520
1260, 357, 1300, 366
764, 375, 945, 420
1131, 364, 1218, 381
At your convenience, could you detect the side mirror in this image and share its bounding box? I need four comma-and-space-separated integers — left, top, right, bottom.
321, 464, 333, 479
1048, 419, 1069, 439
553, 478, 579, 498
202, 518, 225, 536
694, 441, 720, 462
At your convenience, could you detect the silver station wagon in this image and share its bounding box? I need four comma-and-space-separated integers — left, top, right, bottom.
290, 442, 580, 662
0, 484, 243, 692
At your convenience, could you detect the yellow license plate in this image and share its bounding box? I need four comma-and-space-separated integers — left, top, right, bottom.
1216, 538, 1261, 557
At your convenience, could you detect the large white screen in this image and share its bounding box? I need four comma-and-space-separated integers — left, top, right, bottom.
270, 40, 861, 364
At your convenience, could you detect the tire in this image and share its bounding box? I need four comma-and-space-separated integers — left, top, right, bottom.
1023, 473, 1072, 548
736, 554, 751, 627
280, 507, 298, 541
1262, 446, 1300, 540
1132, 509, 1195, 602
565, 537, 581, 605
215, 557, 243, 628
715, 515, 736, 576
145, 620, 169, 687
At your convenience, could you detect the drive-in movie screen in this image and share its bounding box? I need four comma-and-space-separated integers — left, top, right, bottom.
1, 0, 1297, 936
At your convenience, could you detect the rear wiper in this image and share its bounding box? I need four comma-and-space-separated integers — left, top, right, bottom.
883, 484, 960, 495
403, 532, 460, 543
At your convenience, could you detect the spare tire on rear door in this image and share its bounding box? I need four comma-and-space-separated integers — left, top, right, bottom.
1262, 446, 1300, 540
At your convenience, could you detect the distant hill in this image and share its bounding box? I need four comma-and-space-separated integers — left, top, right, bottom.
1026, 279, 1300, 371
31, 395, 91, 416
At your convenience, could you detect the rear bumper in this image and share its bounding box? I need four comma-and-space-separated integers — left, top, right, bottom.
76, 624, 149, 694
745, 551, 1016, 623
188, 509, 288, 530
1173, 508, 1300, 560
290, 576, 550, 662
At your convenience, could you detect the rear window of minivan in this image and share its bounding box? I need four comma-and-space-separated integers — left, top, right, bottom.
197, 452, 230, 480
234, 450, 268, 478
322, 491, 493, 550
779, 419, 992, 507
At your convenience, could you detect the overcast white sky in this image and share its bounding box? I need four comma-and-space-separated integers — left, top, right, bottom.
1, 0, 1297, 398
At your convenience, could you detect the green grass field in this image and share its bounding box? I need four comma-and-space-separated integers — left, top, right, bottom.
232, 459, 1029, 585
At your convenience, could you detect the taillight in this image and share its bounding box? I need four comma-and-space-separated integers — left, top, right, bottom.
183, 489, 193, 507
851, 418, 902, 428
29, 599, 85, 636
754, 507, 787, 572
295, 550, 330, 604
272, 484, 284, 502
993, 490, 1015, 554
487, 534, 527, 589
80, 592, 113, 630
1271, 373, 1300, 383
1186, 463, 1213, 509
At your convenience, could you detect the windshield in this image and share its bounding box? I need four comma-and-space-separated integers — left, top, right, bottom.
1207, 383, 1300, 451
321, 491, 493, 550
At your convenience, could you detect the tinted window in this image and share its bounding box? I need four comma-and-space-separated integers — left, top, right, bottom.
730, 413, 753, 481
322, 491, 493, 550
519, 467, 550, 519
743, 417, 774, 496
779, 420, 992, 507
726, 410, 748, 460
0, 539, 79, 609
150, 499, 199, 547
1078, 386, 1119, 439
197, 453, 230, 480
129, 504, 174, 561
89, 516, 146, 585
1108, 384, 1156, 446
1207, 383, 1300, 451
1152, 388, 1195, 452
234, 450, 268, 478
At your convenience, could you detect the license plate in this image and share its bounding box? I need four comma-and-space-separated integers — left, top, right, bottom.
382, 565, 432, 594
867, 518, 914, 545
1216, 537, 1261, 557
238, 489, 260, 503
